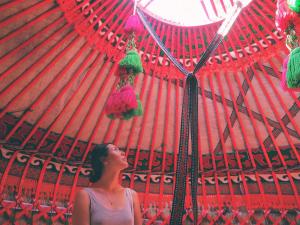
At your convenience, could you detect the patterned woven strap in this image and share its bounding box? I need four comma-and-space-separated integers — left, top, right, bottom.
170, 75, 190, 224
193, 34, 223, 75
170, 75, 198, 225
189, 74, 198, 225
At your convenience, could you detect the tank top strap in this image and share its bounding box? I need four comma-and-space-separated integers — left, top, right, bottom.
83, 188, 99, 211
125, 188, 134, 215
83, 188, 96, 202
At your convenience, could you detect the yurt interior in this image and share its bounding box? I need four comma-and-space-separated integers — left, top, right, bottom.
0, 0, 300, 224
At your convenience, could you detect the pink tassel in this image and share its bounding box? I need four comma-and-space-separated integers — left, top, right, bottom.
275, 0, 296, 32
105, 85, 138, 117
124, 15, 142, 34
106, 91, 122, 115
281, 55, 289, 91
119, 85, 138, 110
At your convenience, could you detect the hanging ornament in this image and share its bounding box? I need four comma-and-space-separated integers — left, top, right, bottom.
287, 0, 300, 13
105, 0, 143, 120
124, 14, 143, 34
275, 0, 300, 91
124, 0, 142, 34
286, 47, 300, 88
119, 49, 143, 74
275, 0, 296, 32
106, 85, 139, 119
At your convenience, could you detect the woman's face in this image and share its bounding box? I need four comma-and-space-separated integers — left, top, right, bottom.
105, 144, 128, 169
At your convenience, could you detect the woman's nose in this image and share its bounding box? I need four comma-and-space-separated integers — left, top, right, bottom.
120, 151, 125, 156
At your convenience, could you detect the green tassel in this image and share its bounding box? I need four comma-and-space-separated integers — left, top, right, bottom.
287, 47, 300, 88
122, 110, 135, 120
288, 0, 300, 13
119, 50, 143, 75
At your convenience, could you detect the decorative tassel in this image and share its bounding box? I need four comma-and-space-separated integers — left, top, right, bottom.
124, 15, 142, 34
288, 0, 300, 13
286, 47, 300, 88
275, 0, 296, 32
105, 85, 138, 118
122, 95, 143, 120
119, 50, 143, 75
105, 0, 143, 120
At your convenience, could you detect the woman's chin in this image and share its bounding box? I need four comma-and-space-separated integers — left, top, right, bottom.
123, 161, 129, 168
120, 161, 128, 169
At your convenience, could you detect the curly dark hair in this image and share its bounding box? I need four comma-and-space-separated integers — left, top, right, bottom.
89, 143, 110, 183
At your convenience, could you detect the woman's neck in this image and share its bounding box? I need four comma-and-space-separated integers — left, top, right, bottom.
92, 170, 122, 192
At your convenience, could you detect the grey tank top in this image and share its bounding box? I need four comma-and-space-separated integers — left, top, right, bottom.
84, 188, 134, 225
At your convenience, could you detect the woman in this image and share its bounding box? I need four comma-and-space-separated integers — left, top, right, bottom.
72, 143, 142, 225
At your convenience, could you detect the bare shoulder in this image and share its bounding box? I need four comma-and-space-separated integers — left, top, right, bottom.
72, 189, 90, 225
76, 189, 89, 197
74, 189, 90, 204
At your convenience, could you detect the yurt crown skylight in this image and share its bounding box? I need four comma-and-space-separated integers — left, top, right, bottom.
138, 0, 253, 26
